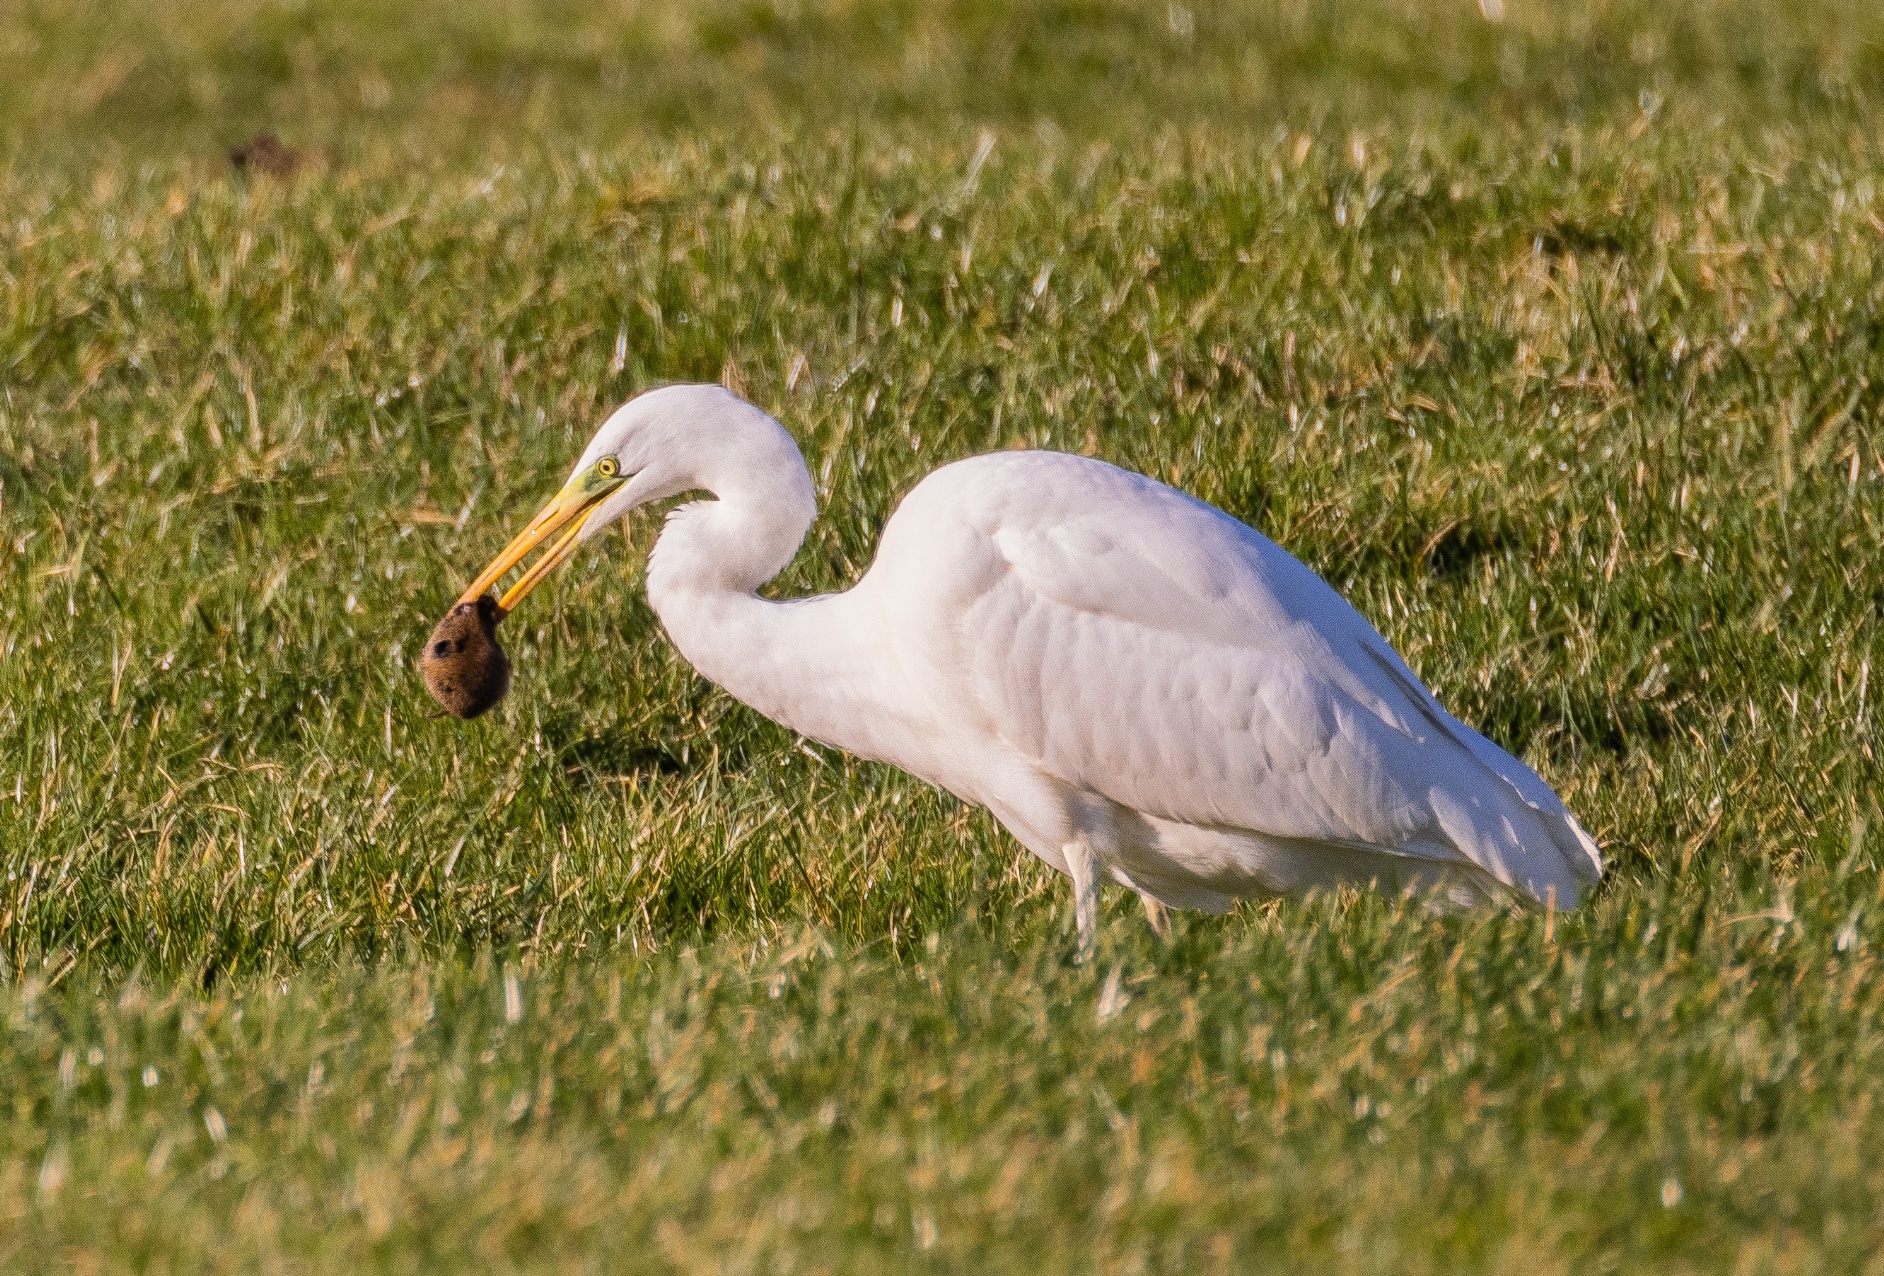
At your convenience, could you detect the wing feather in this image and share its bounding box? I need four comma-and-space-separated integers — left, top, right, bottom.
899, 451, 1600, 902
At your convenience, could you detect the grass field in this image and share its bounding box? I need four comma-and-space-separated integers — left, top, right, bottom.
3, 0, 1884, 1269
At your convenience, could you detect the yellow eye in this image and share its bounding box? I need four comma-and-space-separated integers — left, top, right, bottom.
597, 457, 620, 478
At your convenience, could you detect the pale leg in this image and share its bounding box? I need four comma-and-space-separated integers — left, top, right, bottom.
1065, 835, 1101, 962
1138, 893, 1172, 941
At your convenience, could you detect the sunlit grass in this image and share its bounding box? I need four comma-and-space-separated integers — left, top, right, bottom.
2, 0, 1883, 1268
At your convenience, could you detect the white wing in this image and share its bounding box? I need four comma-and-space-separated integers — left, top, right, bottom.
884, 451, 1601, 905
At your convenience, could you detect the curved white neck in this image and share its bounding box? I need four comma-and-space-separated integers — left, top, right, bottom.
638, 422, 886, 756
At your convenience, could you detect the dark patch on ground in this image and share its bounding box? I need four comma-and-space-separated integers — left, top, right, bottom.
558, 728, 694, 786
228, 133, 305, 177
1531, 213, 1638, 257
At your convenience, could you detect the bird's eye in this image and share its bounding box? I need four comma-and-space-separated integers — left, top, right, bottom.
597, 457, 620, 478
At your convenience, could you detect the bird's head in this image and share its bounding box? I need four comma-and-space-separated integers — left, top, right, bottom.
453, 383, 790, 614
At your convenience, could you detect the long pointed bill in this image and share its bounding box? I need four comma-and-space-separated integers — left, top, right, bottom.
457, 462, 625, 613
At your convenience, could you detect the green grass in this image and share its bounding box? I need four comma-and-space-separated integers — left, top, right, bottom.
6, 910, 1882, 1272
3, 0, 1884, 1269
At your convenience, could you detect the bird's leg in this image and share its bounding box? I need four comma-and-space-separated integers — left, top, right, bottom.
1138, 893, 1172, 941
1065, 835, 1101, 962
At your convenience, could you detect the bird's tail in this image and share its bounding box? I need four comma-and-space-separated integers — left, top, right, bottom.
1361, 641, 1604, 904
1437, 716, 1603, 901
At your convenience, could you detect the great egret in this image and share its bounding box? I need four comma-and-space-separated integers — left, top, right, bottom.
447, 383, 1601, 952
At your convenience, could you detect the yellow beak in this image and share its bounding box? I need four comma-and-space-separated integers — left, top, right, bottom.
457, 464, 625, 613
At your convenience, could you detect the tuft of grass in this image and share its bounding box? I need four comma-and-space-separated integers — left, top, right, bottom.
1, 0, 1883, 1267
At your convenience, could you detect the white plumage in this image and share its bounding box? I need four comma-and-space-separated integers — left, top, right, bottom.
469, 383, 1602, 951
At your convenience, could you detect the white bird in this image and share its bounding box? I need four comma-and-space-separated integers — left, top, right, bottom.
456, 383, 1602, 953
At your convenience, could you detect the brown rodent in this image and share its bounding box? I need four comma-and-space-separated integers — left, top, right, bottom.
420, 595, 510, 719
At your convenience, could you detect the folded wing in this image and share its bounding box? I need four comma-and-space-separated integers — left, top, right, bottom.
933, 453, 1600, 904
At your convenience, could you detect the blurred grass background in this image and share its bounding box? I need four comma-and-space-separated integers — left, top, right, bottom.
2, 0, 1884, 1270
1, 0, 1881, 158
